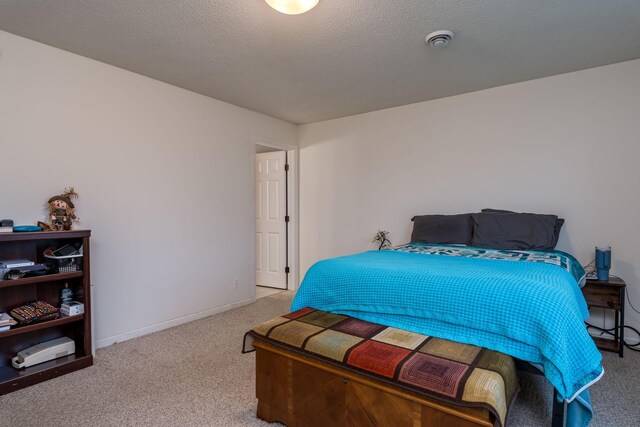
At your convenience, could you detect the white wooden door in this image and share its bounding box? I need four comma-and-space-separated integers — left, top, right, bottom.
256, 151, 287, 289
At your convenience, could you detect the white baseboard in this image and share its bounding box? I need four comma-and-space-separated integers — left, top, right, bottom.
95, 297, 256, 350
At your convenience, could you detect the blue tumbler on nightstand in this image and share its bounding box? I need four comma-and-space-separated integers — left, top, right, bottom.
595, 246, 611, 281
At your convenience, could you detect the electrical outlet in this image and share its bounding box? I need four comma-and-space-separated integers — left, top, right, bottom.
234, 278, 239, 289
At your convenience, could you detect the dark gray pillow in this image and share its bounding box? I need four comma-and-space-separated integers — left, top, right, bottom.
411, 214, 473, 245
481, 208, 564, 249
471, 212, 558, 251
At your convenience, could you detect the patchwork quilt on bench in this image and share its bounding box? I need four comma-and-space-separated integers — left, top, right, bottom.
243, 308, 520, 426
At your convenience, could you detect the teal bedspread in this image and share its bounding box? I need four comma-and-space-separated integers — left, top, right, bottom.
292, 244, 603, 426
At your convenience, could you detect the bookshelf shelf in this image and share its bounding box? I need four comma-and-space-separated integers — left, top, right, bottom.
0, 229, 89, 242
0, 314, 84, 339
0, 271, 83, 290
0, 353, 93, 393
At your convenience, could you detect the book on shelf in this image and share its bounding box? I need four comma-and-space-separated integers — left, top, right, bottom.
0, 325, 10, 332
0, 227, 12, 233
0, 259, 35, 269
0, 312, 17, 327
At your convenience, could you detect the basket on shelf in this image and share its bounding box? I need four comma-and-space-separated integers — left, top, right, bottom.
44, 253, 83, 273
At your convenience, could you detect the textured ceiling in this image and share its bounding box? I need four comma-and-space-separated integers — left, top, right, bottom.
1, 1, 639, 124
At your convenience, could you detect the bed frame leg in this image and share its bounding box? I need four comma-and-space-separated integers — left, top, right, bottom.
551, 388, 566, 427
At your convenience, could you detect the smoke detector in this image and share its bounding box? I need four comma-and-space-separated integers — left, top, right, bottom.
425, 30, 454, 48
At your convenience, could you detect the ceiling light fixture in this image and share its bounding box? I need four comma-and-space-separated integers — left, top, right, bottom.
425, 30, 454, 48
265, 0, 319, 15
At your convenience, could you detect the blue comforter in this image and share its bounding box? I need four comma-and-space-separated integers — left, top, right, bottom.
292, 244, 603, 426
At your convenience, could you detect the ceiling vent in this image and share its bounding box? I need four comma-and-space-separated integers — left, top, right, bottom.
425, 30, 454, 48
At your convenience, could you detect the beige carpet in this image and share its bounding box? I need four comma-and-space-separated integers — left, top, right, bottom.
1, 291, 638, 426
255, 286, 285, 300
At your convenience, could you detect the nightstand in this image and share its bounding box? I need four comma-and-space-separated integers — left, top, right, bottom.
581, 276, 626, 357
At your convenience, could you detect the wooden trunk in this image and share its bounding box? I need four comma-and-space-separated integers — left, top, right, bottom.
254, 339, 495, 427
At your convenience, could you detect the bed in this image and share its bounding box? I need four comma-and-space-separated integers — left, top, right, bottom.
290, 212, 603, 426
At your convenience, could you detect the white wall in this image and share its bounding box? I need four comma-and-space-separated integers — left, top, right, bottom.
255, 144, 282, 153
298, 59, 640, 330
0, 31, 296, 347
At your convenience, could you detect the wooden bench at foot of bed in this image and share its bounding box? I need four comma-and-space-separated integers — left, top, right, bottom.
255, 339, 495, 427
245, 308, 519, 427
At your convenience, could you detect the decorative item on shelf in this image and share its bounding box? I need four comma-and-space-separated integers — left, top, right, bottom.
60, 283, 74, 306
0, 219, 13, 233
595, 246, 612, 281
60, 301, 84, 317
47, 187, 79, 231
0, 312, 18, 332
37, 221, 51, 231
12, 225, 42, 232
373, 230, 392, 250
9, 301, 59, 325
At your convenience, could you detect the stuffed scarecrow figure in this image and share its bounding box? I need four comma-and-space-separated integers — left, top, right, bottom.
47, 187, 79, 231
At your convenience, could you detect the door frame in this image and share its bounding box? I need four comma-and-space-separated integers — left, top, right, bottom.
253, 137, 299, 291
